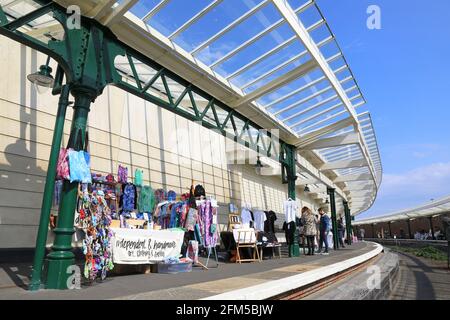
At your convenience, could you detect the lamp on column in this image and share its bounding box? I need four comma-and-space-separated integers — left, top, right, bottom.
255, 156, 263, 175
27, 56, 54, 94
304, 184, 310, 193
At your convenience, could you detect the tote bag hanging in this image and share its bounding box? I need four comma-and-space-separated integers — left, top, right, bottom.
56, 130, 79, 180
56, 148, 71, 180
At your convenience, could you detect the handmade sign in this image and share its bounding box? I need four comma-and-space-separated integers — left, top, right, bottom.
110, 228, 184, 264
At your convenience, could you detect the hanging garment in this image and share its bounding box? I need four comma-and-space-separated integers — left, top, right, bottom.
284, 199, 298, 224
253, 210, 267, 232
134, 169, 143, 187
154, 189, 167, 204
121, 183, 137, 212
185, 208, 198, 232
264, 210, 277, 234
179, 203, 189, 228
240, 208, 253, 227
198, 200, 218, 247
167, 190, 177, 201
169, 202, 183, 228
138, 185, 154, 213
283, 221, 296, 245
117, 165, 128, 184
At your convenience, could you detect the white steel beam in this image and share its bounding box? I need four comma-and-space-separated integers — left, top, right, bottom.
142, 0, 171, 22
209, 18, 286, 68
296, 178, 322, 185
334, 173, 372, 183
241, 35, 334, 90
190, 0, 271, 55
271, 0, 378, 189
290, 91, 359, 129
271, 0, 358, 121
227, 19, 325, 81
300, 132, 360, 150
87, 0, 117, 19
231, 59, 318, 108
209, 0, 316, 68
295, 116, 354, 147
320, 159, 368, 171
259, 167, 282, 176
280, 87, 358, 122
102, 0, 139, 26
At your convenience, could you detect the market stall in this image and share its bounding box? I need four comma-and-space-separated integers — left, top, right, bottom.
55, 141, 221, 281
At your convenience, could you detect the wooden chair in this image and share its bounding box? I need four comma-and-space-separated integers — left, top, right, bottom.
228, 214, 241, 231
234, 228, 261, 263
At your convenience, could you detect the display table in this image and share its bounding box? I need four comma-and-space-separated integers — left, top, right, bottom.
110, 228, 184, 264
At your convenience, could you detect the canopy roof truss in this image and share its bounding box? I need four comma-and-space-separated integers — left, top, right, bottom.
354, 195, 450, 226
0, 0, 383, 215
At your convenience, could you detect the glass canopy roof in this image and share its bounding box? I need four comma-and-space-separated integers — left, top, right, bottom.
124, 0, 367, 137
0, 0, 383, 215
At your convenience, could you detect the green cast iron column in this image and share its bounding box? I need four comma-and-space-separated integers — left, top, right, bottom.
407, 219, 413, 239
29, 85, 70, 291
286, 145, 297, 200
429, 216, 435, 240
45, 88, 93, 289
348, 208, 353, 244
343, 201, 352, 245
284, 145, 300, 257
327, 188, 339, 250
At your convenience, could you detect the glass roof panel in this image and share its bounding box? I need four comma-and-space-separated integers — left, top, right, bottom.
241, 53, 313, 94
296, 3, 322, 27
214, 23, 296, 78
173, 0, 266, 52
194, 3, 282, 66
145, 0, 212, 37
128, 0, 161, 19
230, 39, 306, 88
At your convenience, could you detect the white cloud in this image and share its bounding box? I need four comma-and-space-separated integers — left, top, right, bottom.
360, 162, 450, 218
382, 162, 450, 193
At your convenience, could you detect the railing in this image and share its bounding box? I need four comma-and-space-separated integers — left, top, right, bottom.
366, 238, 449, 269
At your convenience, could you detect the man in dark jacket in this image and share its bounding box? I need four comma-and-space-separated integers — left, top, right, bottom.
318, 208, 331, 255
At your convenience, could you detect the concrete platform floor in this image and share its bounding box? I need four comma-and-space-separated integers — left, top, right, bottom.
0, 241, 376, 300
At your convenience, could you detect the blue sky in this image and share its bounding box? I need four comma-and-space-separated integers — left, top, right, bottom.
127, 0, 450, 220
316, 0, 450, 219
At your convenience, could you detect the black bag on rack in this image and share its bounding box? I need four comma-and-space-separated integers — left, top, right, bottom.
194, 184, 206, 197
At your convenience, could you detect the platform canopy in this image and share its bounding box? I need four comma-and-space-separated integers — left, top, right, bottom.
354, 195, 450, 226
0, 0, 382, 216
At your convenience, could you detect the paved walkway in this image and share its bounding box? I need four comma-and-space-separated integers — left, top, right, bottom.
390, 252, 450, 300
0, 242, 376, 300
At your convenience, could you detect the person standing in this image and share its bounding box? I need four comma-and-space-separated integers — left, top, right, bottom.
302, 207, 318, 256
318, 208, 331, 255
337, 218, 346, 248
